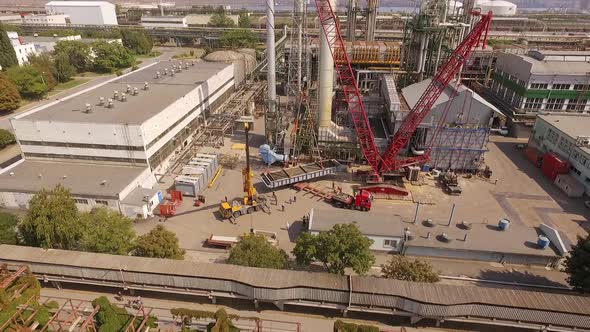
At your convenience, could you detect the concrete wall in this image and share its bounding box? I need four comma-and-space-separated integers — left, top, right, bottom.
404, 246, 558, 266
367, 235, 403, 252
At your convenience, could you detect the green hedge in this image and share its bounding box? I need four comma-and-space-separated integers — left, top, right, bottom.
333, 320, 380, 332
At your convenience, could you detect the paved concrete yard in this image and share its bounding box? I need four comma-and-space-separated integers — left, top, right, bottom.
134, 116, 589, 287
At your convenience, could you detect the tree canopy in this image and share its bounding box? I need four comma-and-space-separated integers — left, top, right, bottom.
238, 10, 251, 28
0, 212, 19, 245
227, 234, 288, 269
18, 185, 82, 249
207, 309, 239, 332
381, 256, 440, 283
209, 6, 235, 27
54, 40, 91, 73
121, 30, 153, 55
53, 52, 76, 83
5, 65, 51, 99
220, 29, 258, 49
0, 27, 18, 69
91, 40, 135, 73
27, 53, 58, 89
293, 223, 375, 275
565, 234, 590, 293
80, 207, 136, 255
0, 73, 20, 112
133, 225, 185, 259
0, 128, 16, 148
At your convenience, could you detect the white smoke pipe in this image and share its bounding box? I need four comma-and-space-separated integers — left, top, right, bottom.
267, 0, 276, 117
319, 0, 336, 128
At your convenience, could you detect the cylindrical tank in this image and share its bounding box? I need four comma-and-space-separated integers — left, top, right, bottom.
476, 0, 517, 16
319, 0, 336, 128
204, 51, 255, 87
498, 218, 510, 231
538, 235, 550, 249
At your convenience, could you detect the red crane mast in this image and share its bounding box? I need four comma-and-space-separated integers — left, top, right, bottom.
313, 0, 492, 176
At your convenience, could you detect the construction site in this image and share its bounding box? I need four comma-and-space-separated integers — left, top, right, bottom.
3, 0, 590, 331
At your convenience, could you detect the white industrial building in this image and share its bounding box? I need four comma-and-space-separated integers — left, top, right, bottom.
528, 113, 590, 195
45, 1, 118, 25
1, 60, 235, 218
0, 13, 23, 24
475, 0, 517, 16
22, 34, 81, 53
23, 14, 70, 25
7, 32, 38, 66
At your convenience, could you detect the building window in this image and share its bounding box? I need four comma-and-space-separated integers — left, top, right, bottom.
566, 99, 587, 112
96, 200, 109, 206
524, 97, 543, 110
383, 239, 398, 248
75, 198, 89, 204
574, 84, 590, 91
546, 128, 559, 144
530, 83, 548, 89
546, 98, 564, 110
552, 84, 571, 90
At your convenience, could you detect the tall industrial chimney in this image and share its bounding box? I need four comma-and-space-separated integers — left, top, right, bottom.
318, 0, 336, 128
266, 0, 276, 124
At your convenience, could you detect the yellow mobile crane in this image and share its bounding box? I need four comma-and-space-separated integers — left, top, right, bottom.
219, 116, 267, 220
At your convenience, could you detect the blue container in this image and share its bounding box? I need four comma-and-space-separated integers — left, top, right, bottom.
538, 235, 551, 249
498, 218, 510, 231
422, 165, 430, 172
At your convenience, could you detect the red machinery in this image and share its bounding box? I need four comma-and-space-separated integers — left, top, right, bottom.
314, 0, 492, 180
159, 190, 183, 217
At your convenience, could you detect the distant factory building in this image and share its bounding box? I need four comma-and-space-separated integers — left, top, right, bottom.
6, 31, 38, 66
0, 13, 24, 25
22, 13, 70, 25
488, 50, 590, 137
45, 1, 118, 25
401, 79, 505, 171
475, 0, 517, 16
140, 15, 188, 28
528, 113, 590, 195
1, 60, 236, 217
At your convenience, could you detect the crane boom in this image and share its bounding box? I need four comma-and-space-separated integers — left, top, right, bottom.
379, 12, 493, 172
314, 0, 492, 175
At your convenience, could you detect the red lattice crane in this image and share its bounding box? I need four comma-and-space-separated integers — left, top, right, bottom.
314, 0, 492, 178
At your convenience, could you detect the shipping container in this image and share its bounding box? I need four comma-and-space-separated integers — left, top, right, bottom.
541, 152, 569, 182
524, 147, 543, 168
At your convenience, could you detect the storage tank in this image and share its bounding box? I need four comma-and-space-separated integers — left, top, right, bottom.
537, 235, 550, 249
498, 218, 510, 231
476, 0, 517, 16
204, 50, 256, 87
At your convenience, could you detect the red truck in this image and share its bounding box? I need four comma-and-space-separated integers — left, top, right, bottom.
330, 190, 372, 211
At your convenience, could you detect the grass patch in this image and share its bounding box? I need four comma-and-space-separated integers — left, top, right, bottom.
76, 71, 111, 78
51, 78, 91, 94
137, 50, 162, 58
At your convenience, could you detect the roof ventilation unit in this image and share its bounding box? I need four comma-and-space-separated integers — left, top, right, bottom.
164, 68, 168, 75
121, 93, 127, 102
84, 103, 92, 113
144, 82, 149, 90
191, 60, 195, 66
133, 87, 139, 96
126, 85, 132, 93
98, 96, 105, 106
113, 90, 119, 101
439, 233, 453, 243
155, 71, 161, 79
100, 180, 107, 185
184, 62, 189, 69
107, 98, 114, 109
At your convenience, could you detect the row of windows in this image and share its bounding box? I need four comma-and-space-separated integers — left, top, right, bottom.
145, 77, 234, 150
24, 152, 148, 164
552, 83, 570, 90
528, 83, 590, 91
19, 140, 145, 151
522, 98, 588, 112
530, 83, 548, 89
75, 199, 109, 205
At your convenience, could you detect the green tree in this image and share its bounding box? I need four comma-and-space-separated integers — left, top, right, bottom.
0, 74, 20, 112
207, 309, 238, 332
381, 256, 440, 283
209, 6, 235, 27
80, 207, 136, 255
133, 225, 185, 259
0, 212, 19, 245
5, 65, 51, 99
238, 10, 251, 28
121, 30, 153, 55
27, 53, 57, 89
565, 234, 590, 293
220, 29, 258, 48
0, 128, 16, 148
18, 185, 81, 249
54, 40, 91, 72
53, 52, 76, 83
293, 224, 375, 275
91, 40, 135, 73
0, 26, 18, 70
227, 234, 288, 269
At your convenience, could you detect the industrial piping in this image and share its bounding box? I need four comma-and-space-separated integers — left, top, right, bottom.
266, 0, 276, 121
